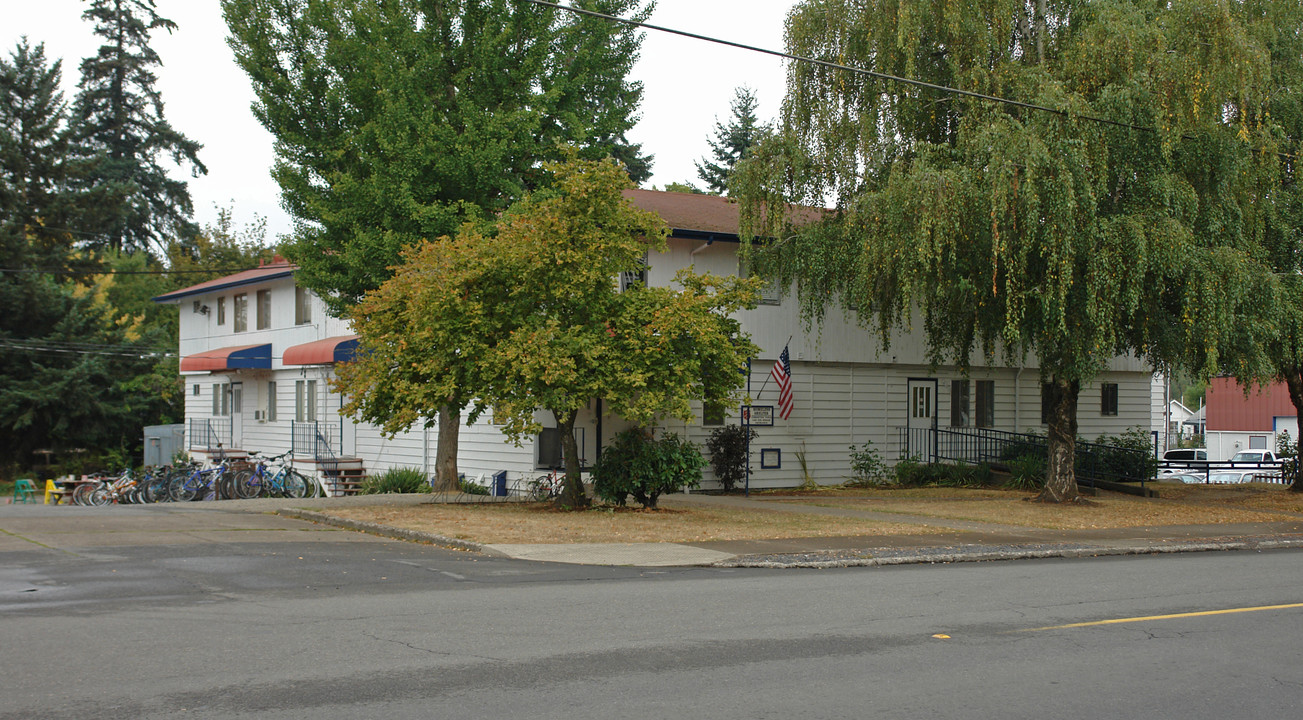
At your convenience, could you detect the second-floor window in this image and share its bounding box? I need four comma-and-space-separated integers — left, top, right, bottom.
217, 296, 226, 326
295, 285, 312, 325
256, 289, 271, 330
739, 259, 781, 305
233, 293, 248, 332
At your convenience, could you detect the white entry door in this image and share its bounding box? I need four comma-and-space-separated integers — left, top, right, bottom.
906, 379, 936, 460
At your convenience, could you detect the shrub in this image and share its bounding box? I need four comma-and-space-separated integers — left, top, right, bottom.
894, 459, 991, 488
359, 466, 431, 495
1088, 427, 1158, 481
1005, 454, 1046, 491
592, 429, 705, 509
459, 476, 491, 495
705, 424, 757, 492
1278, 431, 1298, 486
846, 441, 890, 487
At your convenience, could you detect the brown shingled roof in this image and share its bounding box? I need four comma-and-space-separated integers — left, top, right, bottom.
622, 188, 824, 237
152, 256, 297, 304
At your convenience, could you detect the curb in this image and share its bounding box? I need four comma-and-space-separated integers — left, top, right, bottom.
275, 508, 487, 554
716, 536, 1303, 569
275, 507, 1303, 569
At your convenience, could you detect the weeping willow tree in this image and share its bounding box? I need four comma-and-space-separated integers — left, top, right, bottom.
737, 0, 1287, 502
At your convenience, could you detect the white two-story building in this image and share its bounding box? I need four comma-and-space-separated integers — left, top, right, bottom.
154, 189, 1154, 492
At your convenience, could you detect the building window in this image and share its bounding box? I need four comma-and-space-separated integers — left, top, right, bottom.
703, 402, 726, 426
1100, 382, 1119, 417
296, 380, 317, 422
256, 289, 271, 330
739, 259, 781, 305
976, 380, 995, 427
1041, 384, 1052, 425
216, 296, 226, 326
266, 381, 277, 422
212, 383, 231, 416
950, 380, 970, 427
233, 293, 248, 332
912, 385, 933, 419
295, 285, 312, 325
192, 384, 200, 397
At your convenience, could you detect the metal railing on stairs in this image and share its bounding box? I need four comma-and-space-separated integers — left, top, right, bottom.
188, 418, 232, 450
896, 426, 1155, 488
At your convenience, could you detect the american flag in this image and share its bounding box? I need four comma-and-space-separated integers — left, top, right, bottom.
771, 345, 793, 420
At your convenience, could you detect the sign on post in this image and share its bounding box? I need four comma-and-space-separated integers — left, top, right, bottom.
742, 405, 774, 427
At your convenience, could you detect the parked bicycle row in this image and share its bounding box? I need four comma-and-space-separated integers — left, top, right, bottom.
57, 452, 328, 505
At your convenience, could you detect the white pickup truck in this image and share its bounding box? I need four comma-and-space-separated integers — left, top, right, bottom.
1230, 450, 1282, 465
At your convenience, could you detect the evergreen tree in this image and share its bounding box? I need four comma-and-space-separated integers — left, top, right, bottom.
695, 86, 766, 196
0, 39, 79, 272
224, 0, 656, 490
69, 0, 206, 255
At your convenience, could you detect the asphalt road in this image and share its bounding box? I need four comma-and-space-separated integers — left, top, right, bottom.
2, 503, 1301, 719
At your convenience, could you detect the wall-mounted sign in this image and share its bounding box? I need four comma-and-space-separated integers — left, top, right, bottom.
742, 405, 774, 427
760, 448, 781, 469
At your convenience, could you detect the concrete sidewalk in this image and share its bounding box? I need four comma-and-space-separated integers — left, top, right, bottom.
273, 491, 1303, 568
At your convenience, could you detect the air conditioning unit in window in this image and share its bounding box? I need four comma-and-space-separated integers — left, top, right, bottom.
254, 410, 265, 421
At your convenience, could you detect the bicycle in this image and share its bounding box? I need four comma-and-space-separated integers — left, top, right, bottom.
86, 470, 142, 506
232, 452, 308, 499
526, 468, 564, 502
173, 459, 237, 502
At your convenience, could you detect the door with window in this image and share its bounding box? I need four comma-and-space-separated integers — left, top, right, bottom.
906, 379, 937, 460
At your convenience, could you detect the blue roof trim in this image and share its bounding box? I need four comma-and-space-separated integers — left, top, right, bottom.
151, 270, 296, 304
227, 344, 273, 370
333, 337, 360, 363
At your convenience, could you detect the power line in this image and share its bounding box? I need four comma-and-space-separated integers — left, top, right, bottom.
0, 339, 176, 360
524, 0, 1296, 155
0, 266, 265, 276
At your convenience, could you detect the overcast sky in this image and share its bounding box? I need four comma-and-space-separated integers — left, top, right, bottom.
3, 0, 797, 243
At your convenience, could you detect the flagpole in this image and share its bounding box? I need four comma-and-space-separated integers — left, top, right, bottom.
754, 335, 794, 398
744, 357, 751, 498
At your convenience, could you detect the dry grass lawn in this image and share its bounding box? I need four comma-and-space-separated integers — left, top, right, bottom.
765, 484, 1303, 530
324, 502, 946, 544
318, 484, 1303, 543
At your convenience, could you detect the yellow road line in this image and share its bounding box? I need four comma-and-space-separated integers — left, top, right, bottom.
1026, 602, 1303, 632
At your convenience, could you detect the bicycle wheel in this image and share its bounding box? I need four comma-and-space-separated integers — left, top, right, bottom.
176, 474, 203, 502
301, 471, 323, 498
526, 477, 550, 502
72, 482, 98, 506
282, 470, 308, 499
233, 469, 262, 499
216, 469, 238, 500
88, 486, 111, 506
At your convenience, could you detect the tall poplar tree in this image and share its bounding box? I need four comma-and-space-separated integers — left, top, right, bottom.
737, 0, 1282, 502
223, 0, 655, 490
69, 0, 206, 254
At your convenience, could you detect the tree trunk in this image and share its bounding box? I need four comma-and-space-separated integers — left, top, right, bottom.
1034, 0, 1047, 65
1284, 370, 1303, 493
432, 403, 460, 493
555, 409, 589, 509
1037, 377, 1080, 502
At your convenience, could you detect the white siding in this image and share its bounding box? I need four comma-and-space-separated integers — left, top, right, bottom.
169, 240, 1157, 487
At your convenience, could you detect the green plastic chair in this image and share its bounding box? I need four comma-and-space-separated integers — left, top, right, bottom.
13, 479, 37, 504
